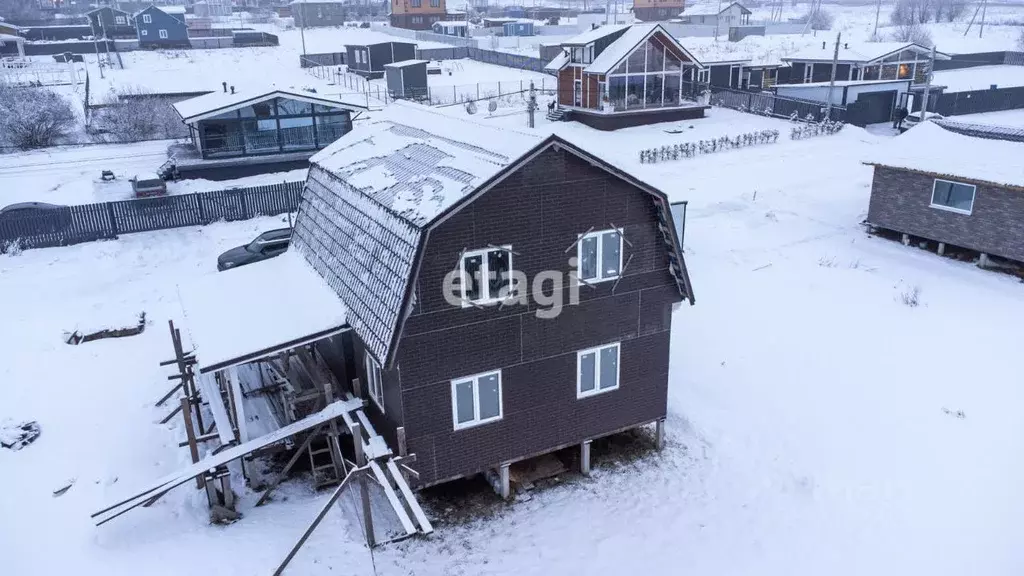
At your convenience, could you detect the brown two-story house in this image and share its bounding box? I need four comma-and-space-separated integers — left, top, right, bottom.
390, 0, 447, 30
633, 0, 686, 21
292, 101, 694, 491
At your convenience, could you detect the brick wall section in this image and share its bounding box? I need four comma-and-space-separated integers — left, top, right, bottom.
867, 165, 1024, 262
395, 146, 682, 486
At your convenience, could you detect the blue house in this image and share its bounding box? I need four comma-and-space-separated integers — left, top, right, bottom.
502, 20, 534, 36
135, 6, 190, 48
432, 20, 468, 38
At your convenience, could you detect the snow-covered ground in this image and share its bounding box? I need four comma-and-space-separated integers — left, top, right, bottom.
953, 107, 1024, 127
934, 64, 1024, 91
3, 106, 1024, 575
0, 140, 306, 206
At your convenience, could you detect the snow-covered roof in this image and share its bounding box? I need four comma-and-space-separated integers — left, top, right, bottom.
310, 102, 541, 227
178, 250, 348, 374
433, 20, 468, 27
383, 59, 429, 68
173, 87, 366, 123
0, 33, 23, 43
864, 121, 1024, 189
585, 23, 703, 73
783, 41, 949, 64
162, 5, 187, 14
543, 50, 569, 72
562, 23, 629, 46
680, 1, 750, 16
785, 78, 912, 88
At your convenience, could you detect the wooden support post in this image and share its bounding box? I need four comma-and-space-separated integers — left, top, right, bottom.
204, 474, 219, 508
159, 403, 182, 424
181, 396, 205, 490
273, 469, 361, 576
155, 382, 184, 407
227, 366, 252, 482
580, 440, 591, 476
397, 426, 407, 457
938, 242, 946, 256
979, 253, 990, 268
353, 376, 363, 399
656, 418, 666, 451
221, 475, 234, 510
324, 384, 345, 482
352, 421, 364, 466
499, 463, 511, 500
901, 233, 911, 246
350, 421, 375, 547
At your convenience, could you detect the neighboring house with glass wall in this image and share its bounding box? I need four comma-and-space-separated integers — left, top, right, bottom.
292, 101, 694, 492
865, 120, 1024, 265
780, 41, 949, 85
543, 23, 708, 130
172, 87, 367, 160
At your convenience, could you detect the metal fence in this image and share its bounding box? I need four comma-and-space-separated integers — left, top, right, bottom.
710, 86, 846, 123
931, 86, 1024, 117
300, 52, 347, 68
0, 181, 304, 252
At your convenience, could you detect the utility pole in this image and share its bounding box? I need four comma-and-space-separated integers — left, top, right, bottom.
979, 0, 987, 38
89, 19, 105, 79
824, 31, 840, 121
920, 45, 936, 123
873, 0, 881, 40
299, 7, 307, 58
714, 0, 723, 40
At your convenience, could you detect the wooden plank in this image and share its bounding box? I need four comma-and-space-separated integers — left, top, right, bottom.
386, 458, 432, 534
180, 396, 205, 490
369, 460, 416, 536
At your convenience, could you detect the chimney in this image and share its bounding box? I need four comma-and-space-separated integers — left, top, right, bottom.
230, 86, 235, 94
822, 41, 826, 49
222, 81, 227, 93
844, 42, 848, 49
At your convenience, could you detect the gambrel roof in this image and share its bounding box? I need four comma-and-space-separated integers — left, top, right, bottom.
292, 102, 694, 368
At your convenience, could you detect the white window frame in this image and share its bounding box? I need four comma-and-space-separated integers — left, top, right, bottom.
354, 50, 361, 64
577, 342, 621, 399
140, 29, 148, 36
142, 13, 152, 23
930, 178, 976, 215
451, 369, 503, 430
364, 355, 384, 412
577, 229, 623, 283
115, 15, 126, 24
158, 29, 168, 39
458, 245, 513, 306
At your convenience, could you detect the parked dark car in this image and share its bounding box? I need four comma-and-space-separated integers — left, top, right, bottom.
217, 228, 291, 271
0, 202, 71, 235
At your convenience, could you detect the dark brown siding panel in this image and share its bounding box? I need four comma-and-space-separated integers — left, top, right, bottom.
867, 166, 1024, 262
396, 146, 683, 486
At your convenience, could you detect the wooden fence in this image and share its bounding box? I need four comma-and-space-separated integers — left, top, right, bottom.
0, 181, 304, 253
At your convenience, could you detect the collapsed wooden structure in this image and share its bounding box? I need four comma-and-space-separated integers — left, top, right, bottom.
92, 316, 432, 569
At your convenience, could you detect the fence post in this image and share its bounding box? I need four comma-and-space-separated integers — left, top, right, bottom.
197, 193, 207, 224
453, 85, 456, 103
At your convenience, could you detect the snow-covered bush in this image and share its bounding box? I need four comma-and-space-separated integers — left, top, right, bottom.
0, 83, 77, 150
898, 286, 921, 307
790, 120, 844, 140
798, 8, 834, 30
638, 129, 780, 163
94, 89, 188, 142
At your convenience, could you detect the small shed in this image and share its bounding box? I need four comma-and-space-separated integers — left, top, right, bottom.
432, 20, 468, 38
776, 79, 913, 125
346, 41, 417, 79
385, 59, 428, 100
502, 20, 534, 37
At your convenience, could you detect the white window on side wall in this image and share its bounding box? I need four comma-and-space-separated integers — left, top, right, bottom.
459, 246, 512, 305
931, 179, 976, 215
158, 29, 168, 39
142, 13, 152, 23
451, 370, 502, 430
577, 342, 620, 398
364, 355, 384, 412
578, 229, 622, 283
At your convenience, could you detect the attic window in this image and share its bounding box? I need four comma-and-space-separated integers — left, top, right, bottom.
459, 246, 512, 305
142, 13, 152, 23
578, 229, 622, 283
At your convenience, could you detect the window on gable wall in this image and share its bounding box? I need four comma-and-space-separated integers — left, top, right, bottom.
115, 16, 126, 24
577, 342, 620, 398
459, 246, 512, 305
159, 29, 168, 39
578, 229, 622, 283
452, 370, 502, 429
364, 355, 384, 412
142, 13, 152, 23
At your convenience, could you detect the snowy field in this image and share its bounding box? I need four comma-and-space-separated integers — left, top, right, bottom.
953, 107, 1024, 126
3, 106, 1024, 575
934, 64, 1024, 91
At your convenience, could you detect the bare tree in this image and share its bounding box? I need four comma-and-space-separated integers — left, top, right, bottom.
891, 21, 934, 45
0, 83, 77, 150
796, 8, 835, 30
934, 0, 967, 22
94, 88, 189, 142
891, 0, 935, 25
